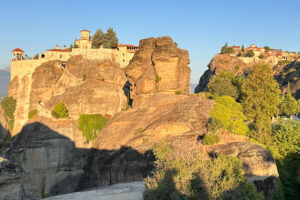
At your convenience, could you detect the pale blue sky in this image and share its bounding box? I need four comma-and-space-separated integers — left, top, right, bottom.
1, 0, 299, 83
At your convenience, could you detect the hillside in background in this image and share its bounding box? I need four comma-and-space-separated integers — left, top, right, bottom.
0, 67, 10, 97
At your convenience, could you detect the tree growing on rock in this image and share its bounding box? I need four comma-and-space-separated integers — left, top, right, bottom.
241, 64, 281, 143
220, 43, 233, 54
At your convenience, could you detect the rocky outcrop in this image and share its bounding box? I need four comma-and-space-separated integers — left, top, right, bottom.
195, 54, 300, 99
8, 56, 128, 135
0, 157, 27, 200
274, 59, 300, 99
92, 94, 214, 151
0, 108, 8, 149
195, 54, 248, 92
5, 121, 89, 199
125, 37, 191, 108
210, 142, 278, 200
4, 117, 153, 199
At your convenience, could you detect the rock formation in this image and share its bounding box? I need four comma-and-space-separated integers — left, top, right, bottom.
0, 108, 8, 149
1, 36, 280, 199
195, 54, 300, 99
8, 56, 128, 134
0, 157, 27, 200
274, 58, 300, 99
125, 36, 191, 108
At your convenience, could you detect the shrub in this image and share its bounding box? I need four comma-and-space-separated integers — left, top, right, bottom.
133, 128, 143, 136
1, 96, 16, 119
78, 114, 109, 142
144, 143, 263, 200
259, 54, 265, 59
209, 96, 249, 135
82, 74, 86, 81
28, 109, 38, 119
202, 134, 220, 145
175, 91, 183, 95
8, 119, 15, 132
208, 71, 239, 100
245, 50, 255, 57
278, 60, 291, 65
51, 102, 69, 119
155, 76, 162, 83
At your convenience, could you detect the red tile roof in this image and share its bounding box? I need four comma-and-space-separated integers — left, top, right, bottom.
12, 48, 24, 53
118, 44, 138, 48
46, 48, 71, 52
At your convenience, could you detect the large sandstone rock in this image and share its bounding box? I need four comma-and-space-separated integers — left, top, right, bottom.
5, 121, 89, 199
8, 56, 128, 135
210, 142, 279, 200
4, 117, 153, 199
0, 107, 8, 148
92, 94, 214, 151
0, 157, 28, 200
125, 37, 191, 108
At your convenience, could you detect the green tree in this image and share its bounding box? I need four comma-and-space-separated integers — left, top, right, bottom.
245, 50, 255, 57
208, 71, 239, 99
264, 46, 271, 50
279, 84, 298, 117
208, 96, 250, 136
51, 102, 69, 119
105, 27, 118, 48
241, 64, 281, 142
1, 96, 16, 119
241, 44, 245, 52
220, 43, 233, 54
92, 28, 105, 48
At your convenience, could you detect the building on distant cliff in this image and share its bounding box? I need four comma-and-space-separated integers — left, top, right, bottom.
10, 30, 138, 80
227, 44, 299, 64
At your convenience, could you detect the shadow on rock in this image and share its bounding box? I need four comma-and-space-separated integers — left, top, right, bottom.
3, 122, 154, 200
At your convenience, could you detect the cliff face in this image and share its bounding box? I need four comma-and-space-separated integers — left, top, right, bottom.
0, 108, 8, 149
195, 54, 300, 99
8, 56, 128, 135
125, 37, 191, 108
274, 58, 300, 99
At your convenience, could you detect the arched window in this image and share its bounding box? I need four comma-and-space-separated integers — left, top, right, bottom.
41, 54, 45, 58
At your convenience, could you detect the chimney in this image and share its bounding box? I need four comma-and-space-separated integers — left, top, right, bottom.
56, 45, 59, 49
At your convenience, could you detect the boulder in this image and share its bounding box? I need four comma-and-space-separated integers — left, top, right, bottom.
209, 142, 279, 200
125, 37, 191, 108
0, 157, 28, 200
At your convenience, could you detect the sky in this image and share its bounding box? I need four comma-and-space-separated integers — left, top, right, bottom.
0, 0, 300, 83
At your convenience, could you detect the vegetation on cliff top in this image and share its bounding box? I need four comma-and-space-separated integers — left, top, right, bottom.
144, 142, 263, 200
92, 28, 118, 49
78, 114, 110, 142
